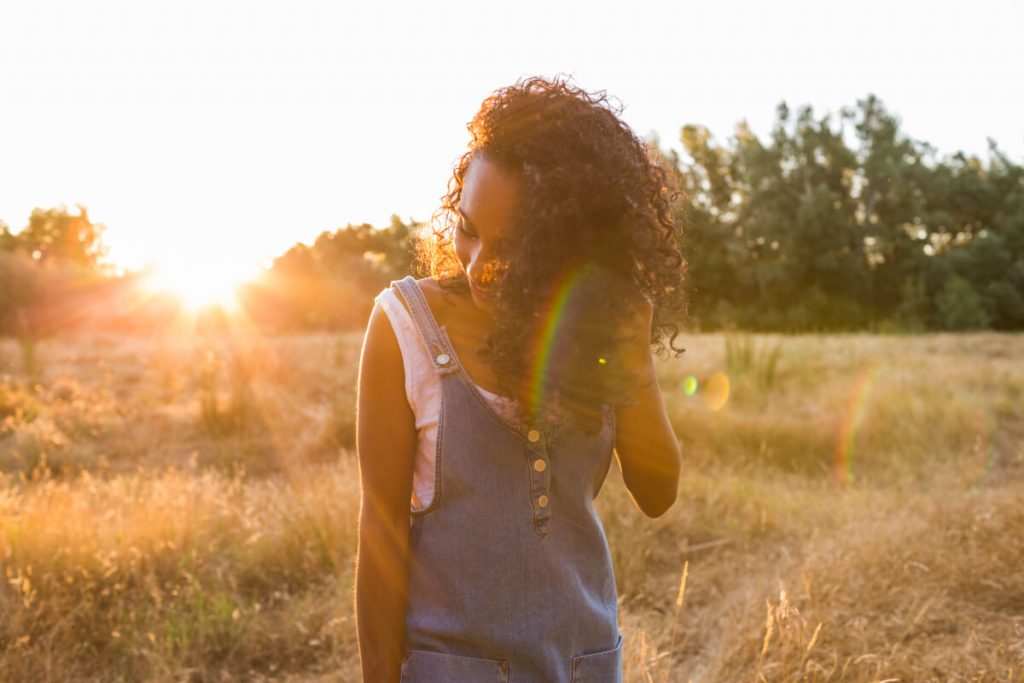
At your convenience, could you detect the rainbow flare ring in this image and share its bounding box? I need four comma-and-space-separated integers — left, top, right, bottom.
834, 359, 882, 486
524, 260, 596, 424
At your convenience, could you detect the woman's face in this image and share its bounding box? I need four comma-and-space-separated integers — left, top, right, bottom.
454, 153, 524, 315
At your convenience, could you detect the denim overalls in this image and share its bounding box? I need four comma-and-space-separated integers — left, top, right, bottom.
391, 276, 623, 683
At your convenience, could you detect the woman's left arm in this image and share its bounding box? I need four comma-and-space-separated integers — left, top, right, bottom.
613, 297, 682, 518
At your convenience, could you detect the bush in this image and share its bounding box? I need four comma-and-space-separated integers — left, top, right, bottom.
935, 275, 992, 330
894, 275, 930, 331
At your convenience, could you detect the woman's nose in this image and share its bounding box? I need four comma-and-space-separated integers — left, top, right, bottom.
467, 264, 488, 290
467, 251, 491, 284
469, 256, 503, 288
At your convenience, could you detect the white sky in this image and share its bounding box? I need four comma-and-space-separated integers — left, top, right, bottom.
1, 0, 1022, 281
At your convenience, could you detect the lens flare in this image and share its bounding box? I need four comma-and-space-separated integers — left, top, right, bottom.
703, 372, 730, 411
834, 360, 881, 487
528, 262, 593, 421
682, 375, 698, 396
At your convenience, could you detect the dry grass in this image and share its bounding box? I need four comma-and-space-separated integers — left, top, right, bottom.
0, 462, 362, 681
0, 331, 1021, 681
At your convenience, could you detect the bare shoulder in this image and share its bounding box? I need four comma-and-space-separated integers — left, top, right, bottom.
384, 276, 430, 317
357, 291, 416, 518
358, 296, 415, 448
362, 300, 402, 368
384, 276, 420, 318
414, 275, 445, 296
407, 275, 462, 316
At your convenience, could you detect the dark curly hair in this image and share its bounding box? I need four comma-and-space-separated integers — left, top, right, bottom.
414, 74, 687, 435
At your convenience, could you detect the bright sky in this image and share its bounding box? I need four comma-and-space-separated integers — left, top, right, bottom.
1, 0, 1022, 284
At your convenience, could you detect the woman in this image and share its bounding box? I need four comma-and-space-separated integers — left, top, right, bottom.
355, 74, 686, 682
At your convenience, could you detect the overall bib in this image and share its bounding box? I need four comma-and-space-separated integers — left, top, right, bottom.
391, 276, 623, 683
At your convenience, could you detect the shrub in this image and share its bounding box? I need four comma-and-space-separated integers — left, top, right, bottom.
936, 275, 992, 330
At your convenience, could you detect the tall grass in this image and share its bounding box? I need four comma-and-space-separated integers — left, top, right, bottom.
724, 333, 782, 391
0, 461, 362, 681
0, 331, 1021, 681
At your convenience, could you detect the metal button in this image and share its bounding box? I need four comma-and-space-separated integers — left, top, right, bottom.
537, 494, 549, 508
527, 429, 541, 442
533, 458, 546, 472
436, 353, 450, 365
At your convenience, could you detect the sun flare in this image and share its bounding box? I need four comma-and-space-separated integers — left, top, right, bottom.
138, 259, 260, 312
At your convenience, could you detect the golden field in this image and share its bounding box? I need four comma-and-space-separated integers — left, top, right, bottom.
0, 331, 1021, 682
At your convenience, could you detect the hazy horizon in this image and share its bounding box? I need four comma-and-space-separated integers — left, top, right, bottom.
2, 0, 1022, 280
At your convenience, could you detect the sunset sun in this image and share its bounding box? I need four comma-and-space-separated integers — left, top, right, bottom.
139, 259, 261, 312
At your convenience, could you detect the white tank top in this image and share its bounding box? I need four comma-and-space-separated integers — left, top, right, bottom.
373, 286, 521, 512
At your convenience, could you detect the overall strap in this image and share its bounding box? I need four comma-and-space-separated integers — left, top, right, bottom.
390, 276, 461, 377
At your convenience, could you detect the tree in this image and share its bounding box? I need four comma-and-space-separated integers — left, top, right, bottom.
238, 215, 422, 332
936, 275, 991, 330
0, 250, 47, 373
668, 93, 1024, 331
0, 220, 18, 252
0, 206, 114, 370
15, 204, 111, 272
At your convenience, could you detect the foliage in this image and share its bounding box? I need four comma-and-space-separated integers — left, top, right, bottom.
237, 214, 422, 332
11, 205, 111, 272
3, 96, 1023, 334
724, 333, 781, 390
666, 94, 1024, 331
0, 332, 1021, 679
893, 275, 930, 331
0, 207, 120, 373
935, 274, 992, 330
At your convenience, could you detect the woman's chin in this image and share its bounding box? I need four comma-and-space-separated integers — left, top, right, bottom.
470, 283, 495, 310
473, 298, 495, 315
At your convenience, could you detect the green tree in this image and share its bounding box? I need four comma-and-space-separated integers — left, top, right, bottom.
0, 250, 47, 373
0, 220, 18, 252
0, 206, 115, 369
239, 215, 422, 331
677, 100, 872, 330
15, 205, 111, 271
935, 275, 991, 330
669, 93, 1023, 332
894, 275, 930, 331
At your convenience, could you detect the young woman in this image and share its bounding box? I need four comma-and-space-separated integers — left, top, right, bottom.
355, 74, 686, 683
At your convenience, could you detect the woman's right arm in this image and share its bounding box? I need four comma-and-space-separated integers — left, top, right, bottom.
354, 302, 418, 683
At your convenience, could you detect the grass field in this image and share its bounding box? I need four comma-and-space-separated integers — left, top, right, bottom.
0, 331, 1021, 682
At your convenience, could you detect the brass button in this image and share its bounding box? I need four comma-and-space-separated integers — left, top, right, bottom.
533, 459, 546, 472
436, 353, 450, 365
537, 494, 549, 508
527, 429, 541, 442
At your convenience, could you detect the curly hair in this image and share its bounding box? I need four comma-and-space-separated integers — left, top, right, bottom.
414, 73, 687, 435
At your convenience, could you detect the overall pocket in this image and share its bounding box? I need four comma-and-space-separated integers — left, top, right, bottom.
570, 634, 623, 683
400, 649, 510, 683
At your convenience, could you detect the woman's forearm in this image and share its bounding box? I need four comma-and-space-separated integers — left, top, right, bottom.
608, 293, 681, 516
355, 512, 411, 683
614, 353, 682, 517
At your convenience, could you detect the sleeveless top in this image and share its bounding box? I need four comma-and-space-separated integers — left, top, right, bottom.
389, 275, 623, 683
373, 286, 522, 512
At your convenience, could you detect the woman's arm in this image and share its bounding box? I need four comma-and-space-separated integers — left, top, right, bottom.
613, 297, 682, 518
354, 302, 418, 682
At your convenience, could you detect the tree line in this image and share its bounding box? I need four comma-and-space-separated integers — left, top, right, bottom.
1, 93, 1021, 346
667, 94, 1023, 331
